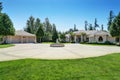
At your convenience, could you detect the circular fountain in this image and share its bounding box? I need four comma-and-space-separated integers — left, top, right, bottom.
50, 39, 65, 47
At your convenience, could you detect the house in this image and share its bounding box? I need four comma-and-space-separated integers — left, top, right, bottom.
1, 30, 36, 43
66, 30, 119, 43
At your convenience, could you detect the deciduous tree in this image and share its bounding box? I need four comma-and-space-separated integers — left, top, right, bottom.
0, 13, 15, 43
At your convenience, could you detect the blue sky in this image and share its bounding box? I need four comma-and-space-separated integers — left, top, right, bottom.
1, 0, 120, 31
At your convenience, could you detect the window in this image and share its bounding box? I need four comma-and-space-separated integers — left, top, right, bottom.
98, 36, 103, 42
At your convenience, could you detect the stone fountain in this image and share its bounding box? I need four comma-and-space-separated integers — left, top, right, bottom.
50, 39, 65, 47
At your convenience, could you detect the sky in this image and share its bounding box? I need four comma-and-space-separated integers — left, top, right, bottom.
1, 0, 120, 32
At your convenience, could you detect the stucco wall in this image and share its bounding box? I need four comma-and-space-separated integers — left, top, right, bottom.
6, 36, 36, 43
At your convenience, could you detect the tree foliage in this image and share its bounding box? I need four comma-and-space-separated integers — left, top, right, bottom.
0, 13, 15, 36
74, 24, 78, 31
36, 24, 44, 43
43, 18, 53, 41
85, 21, 88, 31
59, 32, 66, 43
52, 24, 58, 42
94, 18, 99, 30
101, 24, 104, 31
35, 18, 41, 33
110, 12, 120, 43
0, 2, 2, 13
88, 24, 93, 30
108, 10, 114, 31
24, 16, 35, 34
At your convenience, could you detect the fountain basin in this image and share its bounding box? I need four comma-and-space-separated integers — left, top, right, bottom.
50, 43, 65, 47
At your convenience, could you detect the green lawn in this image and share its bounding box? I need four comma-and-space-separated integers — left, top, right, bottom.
0, 44, 15, 48
0, 53, 120, 80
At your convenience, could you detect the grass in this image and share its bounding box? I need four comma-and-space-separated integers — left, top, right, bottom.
0, 53, 120, 80
0, 44, 15, 48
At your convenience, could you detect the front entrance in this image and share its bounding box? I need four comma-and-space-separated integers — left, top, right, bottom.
76, 35, 81, 43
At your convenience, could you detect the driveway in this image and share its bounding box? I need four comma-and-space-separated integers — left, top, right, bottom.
0, 44, 120, 61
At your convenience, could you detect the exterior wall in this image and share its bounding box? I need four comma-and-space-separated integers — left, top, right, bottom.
27, 36, 36, 43
89, 37, 95, 43
88, 35, 115, 43
6, 36, 36, 43
108, 37, 116, 43
66, 31, 117, 44
95, 35, 107, 43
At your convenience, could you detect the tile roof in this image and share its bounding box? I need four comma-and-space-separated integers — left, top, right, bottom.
66, 30, 111, 37
15, 30, 36, 37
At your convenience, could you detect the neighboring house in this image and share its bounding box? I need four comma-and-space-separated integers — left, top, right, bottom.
1, 30, 36, 44
66, 30, 119, 43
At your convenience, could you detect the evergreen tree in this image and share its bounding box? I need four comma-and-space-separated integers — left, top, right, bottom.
24, 16, 35, 34
101, 24, 104, 31
0, 13, 15, 43
35, 18, 41, 33
74, 24, 78, 31
85, 21, 88, 31
45, 18, 52, 32
43, 18, 53, 41
52, 24, 58, 42
36, 24, 44, 43
110, 12, 120, 44
94, 18, 99, 30
88, 24, 93, 30
108, 10, 114, 31
0, 2, 2, 13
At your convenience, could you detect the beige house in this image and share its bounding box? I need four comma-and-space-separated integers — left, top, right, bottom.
66, 30, 119, 43
2, 30, 36, 43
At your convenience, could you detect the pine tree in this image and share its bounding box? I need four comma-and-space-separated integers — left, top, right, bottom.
89, 24, 93, 30
52, 24, 58, 42
94, 18, 99, 30
35, 18, 41, 33
24, 16, 35, 34
101, 24, 104, 31
85, 21, 88, 31
36, 24, 44, 43
74, 24, 78, 31
0, 2, 2, 13
108, 10, 114, 31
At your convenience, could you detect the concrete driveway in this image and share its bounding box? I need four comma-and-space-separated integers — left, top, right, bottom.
0, 44, 120, 61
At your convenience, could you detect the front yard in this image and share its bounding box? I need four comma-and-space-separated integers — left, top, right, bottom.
0, 53, 120, 80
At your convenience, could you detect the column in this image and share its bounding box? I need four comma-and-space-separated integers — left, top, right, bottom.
74, 35, 77, 43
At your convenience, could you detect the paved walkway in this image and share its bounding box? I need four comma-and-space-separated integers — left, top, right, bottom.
0, 44, 120, 61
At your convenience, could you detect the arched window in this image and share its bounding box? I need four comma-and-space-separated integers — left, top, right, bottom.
98, 36, 103, 42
